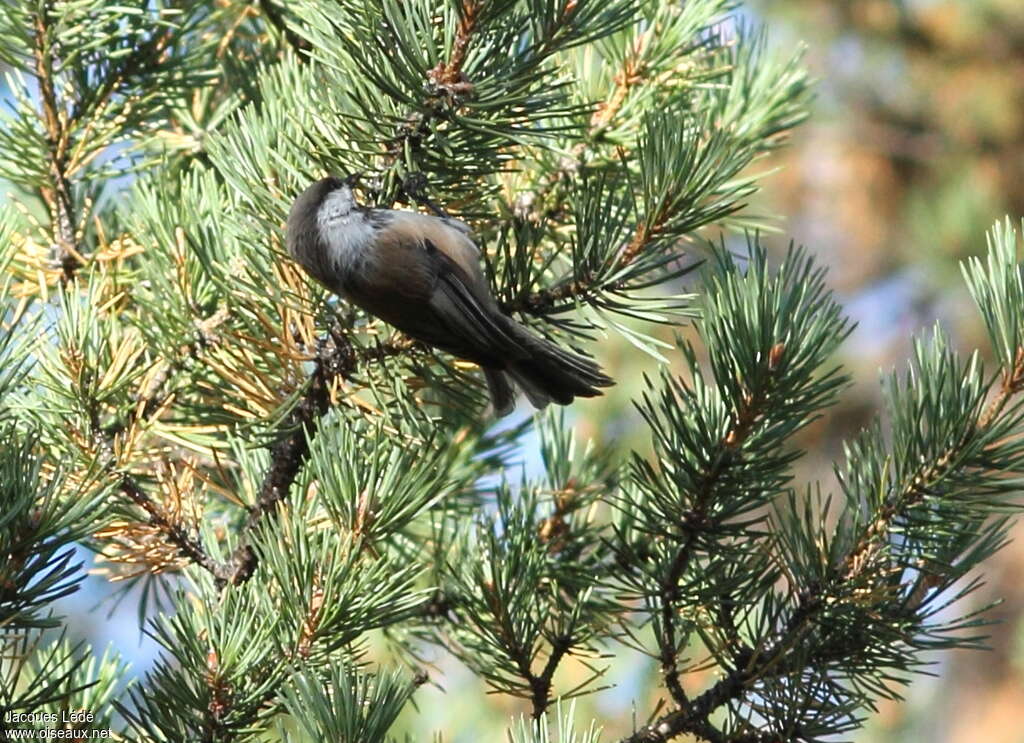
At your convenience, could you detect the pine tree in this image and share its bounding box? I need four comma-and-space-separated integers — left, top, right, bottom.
0, 2, 1021, 742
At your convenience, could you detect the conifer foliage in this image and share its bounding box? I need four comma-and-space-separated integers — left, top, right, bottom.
0, 1, 1021, 741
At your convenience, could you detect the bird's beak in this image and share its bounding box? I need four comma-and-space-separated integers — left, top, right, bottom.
344, 172, 363, 187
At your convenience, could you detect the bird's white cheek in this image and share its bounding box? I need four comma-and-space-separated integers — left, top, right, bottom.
320, 218, 376, 277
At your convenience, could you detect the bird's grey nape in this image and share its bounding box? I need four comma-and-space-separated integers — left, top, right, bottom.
317, 184, 356, 222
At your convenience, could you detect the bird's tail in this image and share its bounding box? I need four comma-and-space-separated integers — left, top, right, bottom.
484, 320, 613, 414
483, 367, 517, 417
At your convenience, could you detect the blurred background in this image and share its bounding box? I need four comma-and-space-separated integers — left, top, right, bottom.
49, 1, 1024, 740
743, 1, 1024, 740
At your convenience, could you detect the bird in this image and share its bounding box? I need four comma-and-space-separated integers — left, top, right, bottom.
286, 175, 614, 415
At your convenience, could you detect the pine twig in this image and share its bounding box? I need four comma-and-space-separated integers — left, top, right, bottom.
381, 1, 481, 182
428, 0, 480, 89
219, 324, 356, 586
87, 398, 227, 581
843, 348, 1024, 581
115, 474, 225, 580
619, 349, 1024, 743
30, 8, 176, 282
655, 383, 770, 710
499, 206, 677, 316
32, 10, 79, 282
529, 635, 573, 719
97, 326, 417, 587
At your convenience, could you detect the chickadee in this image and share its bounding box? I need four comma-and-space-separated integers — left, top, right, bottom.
286, 176, 614, 415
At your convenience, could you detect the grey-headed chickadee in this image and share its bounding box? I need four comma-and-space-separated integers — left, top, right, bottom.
286, 176, 613, 415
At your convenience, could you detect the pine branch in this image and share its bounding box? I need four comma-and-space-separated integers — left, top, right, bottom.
843, 348, 1024, 582
428, 0, 481, 88
529, 636, 572, 719
617, 671, 770, 743
31, 10, 78, 281
380, 1, 485, 179
95, 320, 418, 587
658, 548, 691, 706
24, 5, 194, 283
219, 323, 356, 586
71, 22, 176, 124
83, 379, 229, 582
46, 302, 223, 580
620, 714, 776, 743
620, 344, 1024, 743
496, 617, 572, 719
215, 324, 426, 586
589, 31, 649, 137
619, 576, 852, 743
653, 344, 783, 708
497, 222, 669, 316
114, 474, 224, 578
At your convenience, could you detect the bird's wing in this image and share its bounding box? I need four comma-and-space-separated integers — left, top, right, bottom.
428, 246, 529, 361
358, 213, 527, 364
